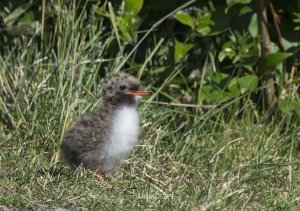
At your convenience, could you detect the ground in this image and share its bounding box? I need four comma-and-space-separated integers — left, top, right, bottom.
1, 104, 299, 209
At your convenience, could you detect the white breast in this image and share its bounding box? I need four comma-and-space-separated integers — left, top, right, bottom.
102, 106, 139, 171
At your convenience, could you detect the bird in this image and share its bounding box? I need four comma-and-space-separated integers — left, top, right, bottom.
60, 72, 150, 187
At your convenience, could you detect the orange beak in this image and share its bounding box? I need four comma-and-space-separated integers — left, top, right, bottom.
125, 90, 151, 96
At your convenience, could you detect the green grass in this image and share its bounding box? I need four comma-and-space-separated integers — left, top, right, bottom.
1, 105, 299, 209
0, 6, 300, 210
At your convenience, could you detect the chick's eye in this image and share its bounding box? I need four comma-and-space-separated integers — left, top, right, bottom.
119, 85, 127, 91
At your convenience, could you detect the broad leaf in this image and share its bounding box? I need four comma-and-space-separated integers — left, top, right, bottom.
226, 0, 252, 12
278, 98, 293, 113
238, 75, 258, 93
248, 13, 258, 37
278, 98, 300, 117
293, 12, 300, 30
260, 52, 292, 73
226, 77, 240, 97
201, 86, 234, 103
174, 39, 194, 62
228, 75, 258, 96
206, 72, 230, 84
196, 12, 214, 36
124, 0, 144, 15
218, 47, 236, 62
239, 6, 253, 16
292, 100, 300, 117
174, 12, 194, 29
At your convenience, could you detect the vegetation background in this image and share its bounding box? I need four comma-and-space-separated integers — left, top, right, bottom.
0, 0, 299, 209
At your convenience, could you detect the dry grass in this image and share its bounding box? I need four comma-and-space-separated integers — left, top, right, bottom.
0, 5, 299, 209
1, 103, 299, 209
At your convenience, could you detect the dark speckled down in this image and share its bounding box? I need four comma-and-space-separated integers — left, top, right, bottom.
61, 72, 149, 174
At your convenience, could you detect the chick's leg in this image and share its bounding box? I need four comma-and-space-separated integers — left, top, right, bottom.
96, 172, 113, 190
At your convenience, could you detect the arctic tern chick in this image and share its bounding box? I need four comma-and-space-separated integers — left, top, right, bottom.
61, 72, 150, 186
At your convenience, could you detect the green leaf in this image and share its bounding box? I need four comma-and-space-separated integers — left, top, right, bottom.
206, 72, 230, 84
196, 12, 214, 36
293, 12, 300, 23
226, 0, 252, 12
260, 52, 292, 73
237, 75, 258, 93
18, 10, 34, 25
239, 5, 253, 16
278, 98, 300, 117
174, 39, 194, 63
248, 14, 258, 37
292, 100, 300, 117
227, 77, 240, 97
196, 26, 211, 36
200, 86, 234, 103
278, 98, 293, 113
228, 75, 258, 96
293, 12, 300, 31
174, 12, 194, 29
117, 15, 141, 43
218, 48, 236, 62
227, 0, 252, 5
124, 0, 144, 15
239, 43, 259, 67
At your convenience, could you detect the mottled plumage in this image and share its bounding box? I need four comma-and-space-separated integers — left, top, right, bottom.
61, 72, 150, 174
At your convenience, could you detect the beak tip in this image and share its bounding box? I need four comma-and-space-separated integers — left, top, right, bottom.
143, 90, 152, 96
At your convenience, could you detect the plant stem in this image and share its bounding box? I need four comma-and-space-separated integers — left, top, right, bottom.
257, 0, 277, 110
